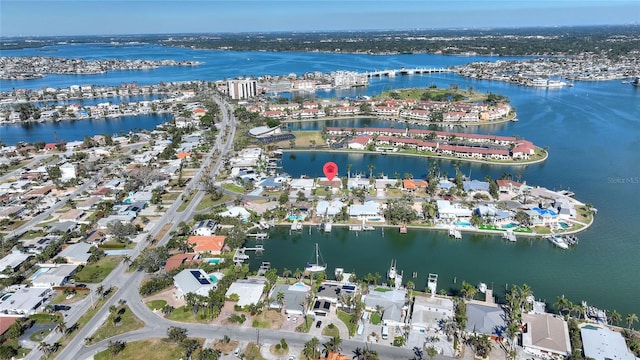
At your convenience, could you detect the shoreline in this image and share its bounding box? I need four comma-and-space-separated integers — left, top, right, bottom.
282, 112, 518, 128
271, 216, 594, 240
283, 146, 549, 167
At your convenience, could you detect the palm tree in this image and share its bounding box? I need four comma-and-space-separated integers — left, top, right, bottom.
322, 335, 342, 356
276, 292, 285, 311
460, 280, 477, 300
368, 164, 375, 179
303, 337, 321, 359
282, 268, 292, 283
554, 295, 572, 317
609, 309, 622, 326
626, 313, 638, 330
96, 284, 105, 298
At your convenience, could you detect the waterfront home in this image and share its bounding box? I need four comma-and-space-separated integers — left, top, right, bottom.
496, 179, 523, 194
348, 201, 382, 220
436, 200, 472, 223
475, 205, 513, 226
462, 180, 490, 193
218, 206, 251, 222
402, 179, 428, 192
465, 302, 507, 339
363, 288, 408, 327
173, 269, 216, 298
580, 324, 637, 360
410, 295, 454, 332
226, 279, 267, 307
316, 200, 345, 217
268, 283, 312, 315
347, 135, 371, 150
187, 235, 226, 255
521, 313, 571, 358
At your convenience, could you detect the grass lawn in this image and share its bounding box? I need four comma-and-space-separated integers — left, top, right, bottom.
155, 223, 173, 243
321, 323, 340, 337
222, 183, 245, 193
146, 299, 167, 311
73, 256, 122, 283
49, 289, 116, 358
532, 226, 552, 235
371, 313, 382, 325
252, 310, 283, 329
94, 339, 184, 360
51, 289, 89, 305
337, 310, 357, 337
373, 287, 392, 292
314, 187, 332, 197
88, 305, 145, 344
296, 316, 313, 333
29, 328, 53, 342
162, 191, 181, 201
242, 343, 266, 360
29, 313, 62, 325
285, 131, 324, 148
19, 229, 46, 240
166, 306, 209, 323
385, 188, 403, 197
177, 192, 195, 212
378, 87, 488, 103
196, 193, 233, 211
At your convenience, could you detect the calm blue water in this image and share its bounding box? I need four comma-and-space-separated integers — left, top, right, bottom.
0, 113, 171, 144
1, 44, 638, 316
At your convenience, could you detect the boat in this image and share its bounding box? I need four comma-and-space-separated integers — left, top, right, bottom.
324, 222, 333, 233
502, 230, 517, 242
305, 243, 327, 273
387, 259, 397, 280
349, 225, 362, 231
399, 225, 407, 234
547, 235, 569, 249
565, 234, 579, 245
631, 77, 640, 87
362, 225, 375, 231
448, 227, 462, 239
478, 283, 488, 294
510, 117, 519, 122
290, 220, 302, 232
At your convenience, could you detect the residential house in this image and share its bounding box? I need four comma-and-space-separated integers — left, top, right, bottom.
173, 269, 216, 298
0, 287, 51, 316
164, 253, 199, 272
465, 302, 507, 339
192, 220, 218, 236
226, 279, 267, 307
410, 296, 454, 332
187, 236, 226, 255
363, 288, 408, 327
57, 242, 93, 265
348, 201, 382, 220
268, 282, 312, 316
521, 313, 571, 358
580, 324, 637, 360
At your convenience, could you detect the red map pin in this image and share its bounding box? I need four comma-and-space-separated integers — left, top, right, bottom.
323, 162, 338, 181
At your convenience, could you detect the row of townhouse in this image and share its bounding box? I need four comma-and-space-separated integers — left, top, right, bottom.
331, 127, 521, 146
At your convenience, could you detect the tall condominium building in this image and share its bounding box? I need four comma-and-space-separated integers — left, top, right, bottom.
227, 79, 257, 100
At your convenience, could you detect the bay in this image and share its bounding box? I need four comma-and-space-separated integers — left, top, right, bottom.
1, 44, 638, 316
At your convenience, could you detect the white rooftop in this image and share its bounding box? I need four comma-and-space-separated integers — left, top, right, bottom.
580, 325, 637, 360
225, 279, 266, 307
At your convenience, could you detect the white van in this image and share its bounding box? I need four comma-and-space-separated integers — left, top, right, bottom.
357, 323, 364, 335
381, 325, 389, 340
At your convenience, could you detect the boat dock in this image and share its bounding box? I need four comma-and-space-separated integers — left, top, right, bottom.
502, 230, 517, 242
233, 245, 265, 264
246, 233, 269, 240
257, 261, 271, 276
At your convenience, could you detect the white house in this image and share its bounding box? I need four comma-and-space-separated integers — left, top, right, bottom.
59, 163, 77, 182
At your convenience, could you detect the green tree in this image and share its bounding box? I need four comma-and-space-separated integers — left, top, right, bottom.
303, 337, 321, 359
108, 340, 126, 357
167, 326, 188, 344
627, 313, 638, 330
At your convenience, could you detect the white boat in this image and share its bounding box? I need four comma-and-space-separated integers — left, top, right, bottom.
387, 259, 397, 280
291, 220, 302, 231
324, 222, 332, 233
448, 228, 462, 239
478, 283, 488, 294
305, 243, 327, 273
349, 225, 362, 231
502, 230, 517, 242
362, 225, 375, 231
548, 235, 569, 249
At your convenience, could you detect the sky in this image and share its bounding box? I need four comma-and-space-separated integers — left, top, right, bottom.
0, 0, 638, 37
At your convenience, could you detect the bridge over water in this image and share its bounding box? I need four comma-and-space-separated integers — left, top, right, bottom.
364, 67, 452, 78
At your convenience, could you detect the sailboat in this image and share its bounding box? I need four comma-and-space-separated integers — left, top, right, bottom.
305, 243, 327, 273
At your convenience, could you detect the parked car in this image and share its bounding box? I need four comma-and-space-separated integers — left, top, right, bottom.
315, 320, 322, 328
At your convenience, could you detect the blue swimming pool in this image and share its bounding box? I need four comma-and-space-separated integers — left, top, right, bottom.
454, 221, 472, 227
207, 258, 222, 265
502, 223, 519, 229
209, 275, 218, 283
559, 222, 571, 229
532, 207, 557, 216
29, 267, 49, 281
288, 215, 305, 221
